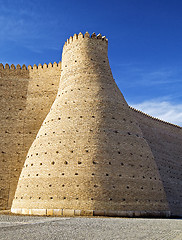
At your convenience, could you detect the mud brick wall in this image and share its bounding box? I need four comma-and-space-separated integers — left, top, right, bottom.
0, 63, 61, 209
131, 107, 182, 217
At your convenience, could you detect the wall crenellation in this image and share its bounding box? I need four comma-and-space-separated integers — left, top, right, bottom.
129, 106, 182, 129
63, 32, 108, 50
0, 62, 61, 71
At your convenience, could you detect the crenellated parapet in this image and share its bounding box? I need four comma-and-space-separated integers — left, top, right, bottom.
129, 106, 182, 129
63, 32, 108, 48
62, 32, 108, 56
0, 62, 61, 71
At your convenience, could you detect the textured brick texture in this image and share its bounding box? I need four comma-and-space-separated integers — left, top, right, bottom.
0, 63, 61, 210
11, 32, 172, 217
131, 108, 182, 217
0, 32, 181, 217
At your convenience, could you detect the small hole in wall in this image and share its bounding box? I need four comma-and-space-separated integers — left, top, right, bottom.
78, 161, 82, 164
109, 198, 112, 201
40, 163, 42, 165
91, 198, 93, 200
75, 173, 78, 175
39, 197, 41, 199
118, 151, 121, 154
51, 161, 55, 165
36, 174, 39, 176
65, 65, 67, 67
49, 184, 52, 187
50, 197, 53, 199
75, 60, 77, 62
64, 161, 68, 165
64, 197, 66, 199
62, 184, 65, 187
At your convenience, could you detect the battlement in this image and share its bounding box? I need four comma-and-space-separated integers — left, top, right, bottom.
129, 106, 182, 129
0, 62, 61, 71
63, 32, 108, 51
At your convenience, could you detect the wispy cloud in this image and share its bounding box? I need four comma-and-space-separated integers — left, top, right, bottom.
130, 99, 182, 126
115, 62, 182, 87
0, 2, 60, 52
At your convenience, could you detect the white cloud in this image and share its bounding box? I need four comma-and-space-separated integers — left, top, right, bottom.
130, 100, 182, 126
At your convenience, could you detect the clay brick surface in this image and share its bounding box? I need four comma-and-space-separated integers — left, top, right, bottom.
1, 32, 181, 217
11, 33, 171, 216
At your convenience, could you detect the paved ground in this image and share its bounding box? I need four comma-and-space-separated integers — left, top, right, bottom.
0, 214, 182, 240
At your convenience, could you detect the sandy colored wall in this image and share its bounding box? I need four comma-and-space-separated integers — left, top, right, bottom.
131, 108, 182, 216
11, 34, 170, 217
0, 63, 61, 209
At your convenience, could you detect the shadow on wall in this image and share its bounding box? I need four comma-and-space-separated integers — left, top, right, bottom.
132, 109, 182, 217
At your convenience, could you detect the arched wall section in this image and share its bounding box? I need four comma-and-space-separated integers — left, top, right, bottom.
0, 63, 61, 209
131, 108, 182, 217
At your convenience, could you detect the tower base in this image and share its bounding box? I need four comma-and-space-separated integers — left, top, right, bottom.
11, 208, 171, 218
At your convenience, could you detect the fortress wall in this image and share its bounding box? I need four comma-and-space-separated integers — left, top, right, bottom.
11, 33, 170, 217
131, 108, 182, 216
0, 63, 61, 209
0, 64, 29, 209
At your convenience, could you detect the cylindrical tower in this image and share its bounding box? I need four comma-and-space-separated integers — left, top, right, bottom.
11, 32, 170, 217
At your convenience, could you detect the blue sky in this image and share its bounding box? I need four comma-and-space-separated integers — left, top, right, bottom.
0, 0, 182, 126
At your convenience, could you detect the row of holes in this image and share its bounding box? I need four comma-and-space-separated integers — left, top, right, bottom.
26, 152, 147, 159
23, 184, 160, 191
64, 59, 106, 68
25, 161, 150, 168
15, 196, 164, 202
44, 117, 131, 122
21, 172, 157, 180
36, 131, 141, 139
